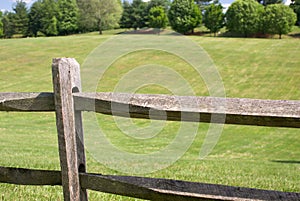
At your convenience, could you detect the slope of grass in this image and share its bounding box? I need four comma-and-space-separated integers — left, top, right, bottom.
0, 32, 299, 200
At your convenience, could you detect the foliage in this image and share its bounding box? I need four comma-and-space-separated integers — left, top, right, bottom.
39, 0, 59, 36
12, 0, 29, 36
28, 0, 43, 37
148, 6, 168, 30
203, 1, 224, 36
290, 0, 300, 25
2, 12, 15, 38
147, 0, 170, 12
0, 11, 3, 38
168, 0, 202, 34
194, 0, 212, 11
131, 0, 148, 30
226, 0, 264, 37
120, 0, 132, 29
57, 0, 79, 35
263, 4, 296, 38
77, 0, 122, 34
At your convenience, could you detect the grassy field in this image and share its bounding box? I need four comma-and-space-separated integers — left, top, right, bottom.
0, 30, 299, 200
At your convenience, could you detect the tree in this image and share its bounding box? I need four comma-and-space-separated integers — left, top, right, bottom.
2, 12, 15, 38
147, 0, 170, 12
194, 0, 211, 11
226, 0, 263, 37
148, 6, 168, 32
203, 1, 224, 36
39, 0, 59, 36
120, 0, 132, 29
57, 0, 79, 35
168, 0, 202, 34
0, 11, 3, 38
264, 4, 296, 38
131, 0, 148, 30
290, 0, 300, 25
12, 0, 29, 37
77, 0, 97, 32
77, 0, 122, 34
28, 0, 43, 37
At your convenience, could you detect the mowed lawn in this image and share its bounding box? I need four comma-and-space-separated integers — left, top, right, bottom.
0, 32, 299, 200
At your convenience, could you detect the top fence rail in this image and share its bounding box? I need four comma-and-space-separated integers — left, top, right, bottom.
0, 91, 299, 128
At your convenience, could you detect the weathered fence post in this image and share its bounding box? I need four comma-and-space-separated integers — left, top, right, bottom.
52, 58, 88, 201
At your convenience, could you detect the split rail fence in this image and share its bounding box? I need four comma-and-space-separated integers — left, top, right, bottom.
0, 58, 299, 200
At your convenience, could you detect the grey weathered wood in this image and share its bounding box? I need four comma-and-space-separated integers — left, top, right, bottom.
74, 93, 300, 128
1, 166, 300, 201
52, 58, 87, 201
0, 167, 61, 186
102, 175, 300, 201
0, 92, 54, 111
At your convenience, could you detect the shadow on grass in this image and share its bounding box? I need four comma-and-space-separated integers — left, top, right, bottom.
288, 33, 300, 38
271, 160, 300, 164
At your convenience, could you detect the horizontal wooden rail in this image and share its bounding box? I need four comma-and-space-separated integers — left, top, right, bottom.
1, 167, 300, 201
1, 92, 300, 128
73, 92, 300, 128
0, 92, 54, 111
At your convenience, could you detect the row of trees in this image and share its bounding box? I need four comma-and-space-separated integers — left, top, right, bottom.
0, 0, 122, 38
0, 0, 298, 38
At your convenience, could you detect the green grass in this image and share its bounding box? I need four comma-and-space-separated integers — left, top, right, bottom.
0, 31, 299, 200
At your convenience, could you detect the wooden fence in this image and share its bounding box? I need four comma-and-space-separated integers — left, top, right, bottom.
0, 58, 299, 201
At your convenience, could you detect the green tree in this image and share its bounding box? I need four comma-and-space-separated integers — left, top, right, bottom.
28, 0, 43, 37
290, 0, 300, 25
148, 6, 168, 32
147, 0, 170, 12
2, 12, 15, 38
120, 0, 133, 29
226, 0, 263, 37
12, 0, 29, 36
264, 4, 296, 39
77, 0, 97, 32
0, 11, 3, 38
168, 0, 202, 34
203, 2, 224, 36
194, 0, 212, 11
131, 0, 148, 30
77, 0, 122, 34
40, 0, 59, 36
57, 0, 79, 35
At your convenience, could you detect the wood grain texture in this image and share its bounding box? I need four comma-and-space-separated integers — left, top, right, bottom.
0, 167, 61, 186
0, 92, 54, 111
74, 92, 300, 128
52, 58, 87, 201
0, 91, 299, 127
1, 167, 300, 201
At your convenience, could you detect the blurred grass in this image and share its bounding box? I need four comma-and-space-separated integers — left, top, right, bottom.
0, 30, 299, 200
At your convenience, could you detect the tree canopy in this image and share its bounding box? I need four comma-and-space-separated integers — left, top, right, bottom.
168, 0, 202, 34
226, 0, 264, 37
148, 6, 168, 31
290, 0, 300, 25
264, 4, 296, 38
203, 1, 224, 36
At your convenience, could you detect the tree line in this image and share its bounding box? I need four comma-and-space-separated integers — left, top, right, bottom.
0, 0, 299, 39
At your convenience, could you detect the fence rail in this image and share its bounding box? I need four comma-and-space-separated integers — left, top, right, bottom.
0, 58, 299, 201
1, 92, 299, 128
1, 167, 300, 201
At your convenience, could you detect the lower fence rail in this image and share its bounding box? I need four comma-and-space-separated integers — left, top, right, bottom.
0, 166, 299, 201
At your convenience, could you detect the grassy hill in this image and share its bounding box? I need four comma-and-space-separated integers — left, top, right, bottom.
0, 32, 299, 200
